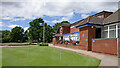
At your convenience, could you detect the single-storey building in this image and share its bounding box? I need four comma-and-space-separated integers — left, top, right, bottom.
53, 9, 120, 55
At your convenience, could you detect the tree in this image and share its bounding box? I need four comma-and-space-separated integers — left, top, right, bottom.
28, 18, 44, 42
28, 18, 53, 43
2, 30, 11, 43
53, 21, 70, 34
10, 26, 24, 42
44, 24, 53, 43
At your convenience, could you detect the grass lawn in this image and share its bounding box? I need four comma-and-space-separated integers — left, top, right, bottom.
2, 43, 30, 46
2, 46, 101, 66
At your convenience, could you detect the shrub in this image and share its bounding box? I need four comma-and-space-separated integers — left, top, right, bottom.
65, 41, 68, 45
59, 41, 63, 44
2, 38, 10, 43
38, 43, 48, 46
72, 41, 76, 45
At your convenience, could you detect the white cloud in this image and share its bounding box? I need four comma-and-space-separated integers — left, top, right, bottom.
0, 22, 3, 26
1, 1, 118, 20
11, 18, 26, 22
81, 14, 89, 18
8, 24, 20, 28
1, 16, 11, 20
51, 20, 61, 23
44, 20, 50, 23
24, 27, 29, 31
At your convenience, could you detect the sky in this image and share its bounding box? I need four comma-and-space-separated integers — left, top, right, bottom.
0, 0, 119, 31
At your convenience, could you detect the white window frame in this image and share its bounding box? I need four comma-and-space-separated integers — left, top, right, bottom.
102, 23, 120, 38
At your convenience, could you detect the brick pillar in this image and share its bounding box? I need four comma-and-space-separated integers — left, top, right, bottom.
79, 26, 95, 51
53, 37, 56, 45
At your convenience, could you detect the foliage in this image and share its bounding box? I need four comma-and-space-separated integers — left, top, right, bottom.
10, 26, 24, 42
38, 43, 48, 46
28, 18, 53, 43
72, 41, 76, 45
53, 21, 70, 35
2, 30, 11, 43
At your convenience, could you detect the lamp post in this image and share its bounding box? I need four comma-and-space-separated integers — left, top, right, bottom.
39, 23, 45, 43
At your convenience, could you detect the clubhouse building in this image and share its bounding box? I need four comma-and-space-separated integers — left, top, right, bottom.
53, 9, 120, 55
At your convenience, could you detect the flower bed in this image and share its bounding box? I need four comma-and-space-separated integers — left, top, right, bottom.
37, 43, 48, 46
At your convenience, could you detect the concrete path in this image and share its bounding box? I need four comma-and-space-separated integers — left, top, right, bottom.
49, 44, 119, 67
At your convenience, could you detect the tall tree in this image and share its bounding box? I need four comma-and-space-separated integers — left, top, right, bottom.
10, 26, 24, 42
28, 18, 44, 42
2, 30, 11, 43
53, 21, 70, 34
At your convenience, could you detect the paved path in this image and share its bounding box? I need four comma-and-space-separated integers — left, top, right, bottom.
49, 44, 119, 67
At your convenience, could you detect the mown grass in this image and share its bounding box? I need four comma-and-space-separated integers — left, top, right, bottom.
2, 46, 101, 66
2, 43, 30, 46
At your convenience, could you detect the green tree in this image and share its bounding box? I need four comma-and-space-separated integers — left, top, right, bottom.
53, 21, 70, 34
28, 18, 53, 43
10, 26, 24, 42
2, 30, 11, 43
28, 18, 44, 42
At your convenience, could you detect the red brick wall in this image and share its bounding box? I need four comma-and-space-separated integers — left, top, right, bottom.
63, 26, 70, 34
53, 37, 59, 45
60, 26, 70, 34
53, 37, 56, 45
70, 27, 79, 33
92, 38, 118, 55
79, 26, 96, 51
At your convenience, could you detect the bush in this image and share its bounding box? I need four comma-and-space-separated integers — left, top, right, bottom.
72, 41, 76, 45
38, 43, 48, 46
59, 41, 63, 44
65, 41, 68, 45
2, 38, 10, 43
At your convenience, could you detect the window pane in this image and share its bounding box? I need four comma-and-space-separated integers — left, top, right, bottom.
109, 30, 116, 38
118, 29, 120, 38
103, 31, 108, 38
118, 23, 120, 28
109, 25, 116, 29
104, 26, 108, 30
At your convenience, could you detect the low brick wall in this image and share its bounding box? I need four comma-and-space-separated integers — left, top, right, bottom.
55, 44, 88, 50
92, 38, 118, 55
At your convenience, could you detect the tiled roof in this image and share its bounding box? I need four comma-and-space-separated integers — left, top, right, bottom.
76, 9, 120, 27
103, 9, 120, 24
61, 23, 70, 27
75, 16, 104, 27
71, 10, 113, 26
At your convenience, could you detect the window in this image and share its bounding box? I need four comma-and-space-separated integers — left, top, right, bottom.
109, 30, 116, 38
102, 26, 108, 38
63, 33, 79, 41
102, 24, 117, 38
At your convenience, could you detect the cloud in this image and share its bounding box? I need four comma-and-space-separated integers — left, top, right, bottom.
81, 14, 89, 18
8, 24, 20, 28
24, 27, 29, 31
0, 21, 3, 26
1, 16, 11, 20
1, 1, 118, 20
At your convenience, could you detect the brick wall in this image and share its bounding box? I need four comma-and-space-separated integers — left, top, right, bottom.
92, 38, 118, 55
79, 26, 96, 51
53, 37, 56, 45
60, 26, 70, 34
70, 27, 79, 33
63, 26, 70, 34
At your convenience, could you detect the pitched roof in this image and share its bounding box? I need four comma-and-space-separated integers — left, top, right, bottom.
75, 16, 104, 27
61, 23, 70, 27
103, 9, 120, 24
71, 11, 113, 26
